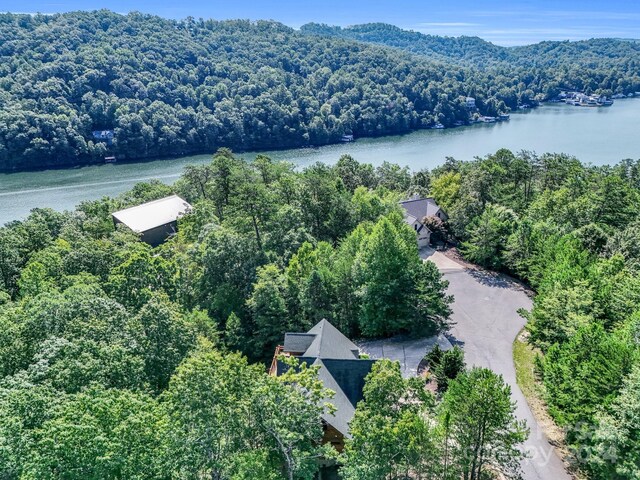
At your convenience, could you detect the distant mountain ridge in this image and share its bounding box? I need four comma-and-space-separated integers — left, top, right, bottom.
300, 23, 511, 65
300, 22, 640, 68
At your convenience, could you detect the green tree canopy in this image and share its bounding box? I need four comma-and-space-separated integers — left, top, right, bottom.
439, 367, 529, 480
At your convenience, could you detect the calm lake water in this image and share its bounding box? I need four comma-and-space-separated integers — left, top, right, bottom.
1, 99, 639, 225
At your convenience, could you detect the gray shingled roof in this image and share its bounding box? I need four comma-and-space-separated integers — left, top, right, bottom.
283, 333, 316, 353
278, 356, 375, 438
282, 319, 359, 359
319, 358, 375, 437
399, 197, 444, 223
322, 358, 375, 409
277, 319, 375, 438
303, 319, 360, 360
307, 358, 356, 437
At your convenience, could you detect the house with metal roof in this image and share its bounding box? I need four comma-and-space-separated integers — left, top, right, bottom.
399, 196, 448, 248
112, 194, 192, 246
270, 319, 376, 453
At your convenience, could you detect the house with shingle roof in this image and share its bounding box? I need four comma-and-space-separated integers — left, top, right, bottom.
270, 319, 375, 452
399, 196, 448, 248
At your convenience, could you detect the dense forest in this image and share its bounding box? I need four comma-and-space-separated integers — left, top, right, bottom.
0, 11, 478, 170
302, 22, 640, 94
3, 146, 640, 477
427, 149, 640, 479
3, 9, 640, 477
0, 150, 529, 479
2, 11, 640, 171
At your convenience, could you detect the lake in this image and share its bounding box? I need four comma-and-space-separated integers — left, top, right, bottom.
1, 99, 639, 225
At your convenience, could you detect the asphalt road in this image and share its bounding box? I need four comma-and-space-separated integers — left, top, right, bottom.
424, 248, 571, 480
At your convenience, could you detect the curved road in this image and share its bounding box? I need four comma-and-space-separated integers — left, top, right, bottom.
424, 249, 571, 480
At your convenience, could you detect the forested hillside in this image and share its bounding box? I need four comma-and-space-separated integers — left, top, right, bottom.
3, 145, 640, 477
428, 150, 640, 478
2, 11, 639, 171
301, 23, 511, 64
302, 23, 640, 96
0, 11, 474, 170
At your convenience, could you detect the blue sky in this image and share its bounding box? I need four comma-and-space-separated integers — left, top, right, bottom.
4, 0, 640, 46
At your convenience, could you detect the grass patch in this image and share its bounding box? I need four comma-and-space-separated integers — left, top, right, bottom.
513, 330, 581, 477
513, 330, 542, 401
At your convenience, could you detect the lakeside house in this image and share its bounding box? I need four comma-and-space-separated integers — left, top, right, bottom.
112, 194, 192, 246
560, 91, 613, 106
270, 319, 376, 458
465, 97, 476, 109
92, 129, 115, 145
399, 196, 448, 248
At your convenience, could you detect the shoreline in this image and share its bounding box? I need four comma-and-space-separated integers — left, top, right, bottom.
4, 97, 638, 175
2, 97, 638, 225
0, 111, 535, 176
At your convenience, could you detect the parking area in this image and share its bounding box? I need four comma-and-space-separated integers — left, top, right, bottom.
357, 334, 452, 378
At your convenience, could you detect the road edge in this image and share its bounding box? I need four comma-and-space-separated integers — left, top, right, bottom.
513, 329, 583, 479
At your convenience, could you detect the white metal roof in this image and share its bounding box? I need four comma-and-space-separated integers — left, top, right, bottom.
112, 195, 191, 233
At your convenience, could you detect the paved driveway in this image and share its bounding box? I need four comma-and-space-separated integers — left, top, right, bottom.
423, 248, 571, 480
357, 334, 453, 378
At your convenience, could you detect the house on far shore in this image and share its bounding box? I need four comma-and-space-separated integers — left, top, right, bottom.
399, 196, 448, 248
92, 129, 115, 145
112, 194, 192, 246
270, 319, 376, 460
465, 96, 476, 109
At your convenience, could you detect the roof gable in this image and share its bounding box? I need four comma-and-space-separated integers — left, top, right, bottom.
277, 320, 374, 438
399, 196, 443, 222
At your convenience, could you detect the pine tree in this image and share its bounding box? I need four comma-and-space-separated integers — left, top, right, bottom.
224, 312, 245, 353
434, 346, 465, 392
439, 367, 528, 480
300, 268, 335, 328
356, 216, 417, 337
247, 264, 289, 360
